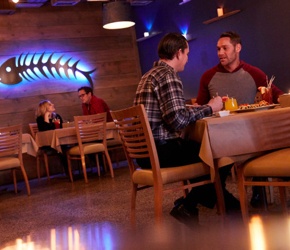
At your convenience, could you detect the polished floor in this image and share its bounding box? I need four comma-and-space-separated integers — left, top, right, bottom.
1, 163, 290, 250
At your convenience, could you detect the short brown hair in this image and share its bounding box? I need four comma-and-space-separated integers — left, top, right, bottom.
158, 33, 188, 60
78, 86, 93, 95
220, 31, 241, 46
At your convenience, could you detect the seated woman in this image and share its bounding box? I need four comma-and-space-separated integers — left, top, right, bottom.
36, 100, 63, 131
36, 100, 68, 176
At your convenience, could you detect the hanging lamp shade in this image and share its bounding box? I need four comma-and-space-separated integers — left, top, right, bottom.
103, 1, 135, 30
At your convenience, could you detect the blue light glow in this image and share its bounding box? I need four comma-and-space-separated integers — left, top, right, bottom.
144, 20, 153, 32
179, 25, 189, 37
0, 52, 96, 96
75, 71, 87, 81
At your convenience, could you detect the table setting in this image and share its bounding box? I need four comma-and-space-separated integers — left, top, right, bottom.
35, 122, 118, 153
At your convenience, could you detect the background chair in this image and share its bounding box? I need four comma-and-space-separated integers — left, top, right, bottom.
0, 124, 30, 195
237, 147, 290, 224
110, 104, 213, 224
106, 121, 124, 168
29, 123, 52, 181
67, 113, 114, 183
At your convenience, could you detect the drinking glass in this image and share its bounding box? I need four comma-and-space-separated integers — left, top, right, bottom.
54, 119, 60, 129
262, 87, 273, 104
225, 98, 238, 111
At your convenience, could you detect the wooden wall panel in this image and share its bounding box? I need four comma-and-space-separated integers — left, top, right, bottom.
0, 2, 141, 135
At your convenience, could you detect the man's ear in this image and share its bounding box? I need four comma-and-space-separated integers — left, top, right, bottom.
175, 49, 181, 60
236, 43, 242, 53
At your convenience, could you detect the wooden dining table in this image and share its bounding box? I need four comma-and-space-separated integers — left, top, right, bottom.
35, 121, 119, 153
183, 106, 290, 215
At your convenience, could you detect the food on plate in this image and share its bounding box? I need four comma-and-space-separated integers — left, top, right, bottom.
238, 100, 270, 110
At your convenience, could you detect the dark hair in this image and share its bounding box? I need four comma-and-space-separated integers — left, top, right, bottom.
220, 31, 242, 46
78, 86, 93, 94
158, 33, 188, 60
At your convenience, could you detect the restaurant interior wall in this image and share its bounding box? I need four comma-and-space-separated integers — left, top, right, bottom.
0, 2, 141, 134
0, 2, 141, 183
133, 0, 290, 100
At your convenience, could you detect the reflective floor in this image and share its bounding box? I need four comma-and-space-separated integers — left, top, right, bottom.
1, 164, 290, 250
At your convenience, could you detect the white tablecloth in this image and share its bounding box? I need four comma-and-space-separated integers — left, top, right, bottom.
22, 133, 39, 157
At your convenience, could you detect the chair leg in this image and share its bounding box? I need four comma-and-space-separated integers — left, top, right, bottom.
213, 166, 225, 216
131, 184, 138, 226
12, 169, 17, 194
36, 156, 41, 181
102, 153, 107, 173
268, 178, 275, 204
43, 153, 50, 181
67, 154, 74, 182
96, 154, 101, 177
104, 150, 114, 178
19, 164, 31, 196
81, 155, 88, 183
153, 185, 163, 223
237, 167, 249, 224
278, 186, 288, 215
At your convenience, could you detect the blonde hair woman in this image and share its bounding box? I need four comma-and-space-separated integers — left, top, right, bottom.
35, 100, 70, 175
36, 100, 63, 131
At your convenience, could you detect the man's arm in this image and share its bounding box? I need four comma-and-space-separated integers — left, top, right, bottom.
196, 68, 216, 105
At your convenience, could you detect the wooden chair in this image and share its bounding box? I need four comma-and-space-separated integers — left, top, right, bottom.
237, 147, 290, 224
29, 123, 51, 180
0, 124, 31, 195
67, 113, 114, 183
110, 104, 212, 223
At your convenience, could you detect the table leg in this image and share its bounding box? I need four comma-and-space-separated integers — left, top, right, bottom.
214, 164, 226, 216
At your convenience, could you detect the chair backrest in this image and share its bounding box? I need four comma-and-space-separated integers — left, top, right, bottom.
110, 104, 161, 179
29, 123, 39, 139
73, 113, 107, 146
0, 124, 22, 159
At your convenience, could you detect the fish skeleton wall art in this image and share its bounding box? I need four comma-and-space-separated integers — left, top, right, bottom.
0, 52, 96, 88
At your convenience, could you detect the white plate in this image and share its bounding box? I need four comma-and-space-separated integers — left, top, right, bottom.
234, 104, 280, 113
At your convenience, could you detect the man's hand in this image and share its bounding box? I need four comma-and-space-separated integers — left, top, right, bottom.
207, 96, 223, 112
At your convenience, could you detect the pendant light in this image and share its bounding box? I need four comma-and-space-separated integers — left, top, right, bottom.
103, 1, 135, 30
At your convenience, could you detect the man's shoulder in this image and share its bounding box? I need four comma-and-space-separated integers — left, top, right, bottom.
91, 95, 105, 103
201, 65, 219, 82
240, 61, 265, 74
204, 64, 218, 72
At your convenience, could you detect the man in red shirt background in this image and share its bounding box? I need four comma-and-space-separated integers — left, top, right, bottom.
78, 86, 113, 122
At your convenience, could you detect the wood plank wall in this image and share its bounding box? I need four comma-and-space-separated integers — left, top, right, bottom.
0, 2, 141, 133
0, 2, 141, 184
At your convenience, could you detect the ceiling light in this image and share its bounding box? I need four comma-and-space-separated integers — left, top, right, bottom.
179, 0, 191, 5
103, 1, 135, 30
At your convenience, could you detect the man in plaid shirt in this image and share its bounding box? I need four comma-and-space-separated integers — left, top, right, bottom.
134, 33, 239, 227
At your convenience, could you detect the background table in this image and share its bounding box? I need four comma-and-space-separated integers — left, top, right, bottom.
183, 107, 290, 214
22, 133, 39, 157
184, 107, 290, 175
35, 122, 119, 153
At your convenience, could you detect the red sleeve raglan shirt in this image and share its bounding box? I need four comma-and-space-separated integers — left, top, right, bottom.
196, 61, 283, 105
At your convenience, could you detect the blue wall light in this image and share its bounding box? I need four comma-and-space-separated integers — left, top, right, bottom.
0, 52, 96, 88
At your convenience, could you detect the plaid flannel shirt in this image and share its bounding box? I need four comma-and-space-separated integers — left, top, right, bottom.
134, 61, 213, 140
